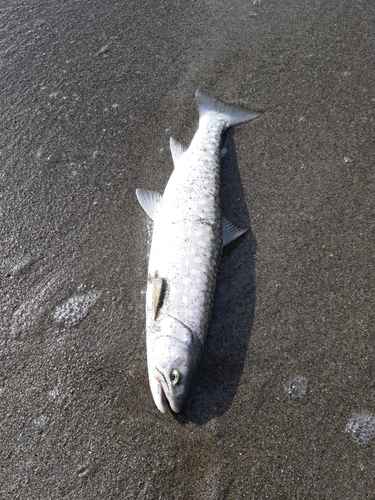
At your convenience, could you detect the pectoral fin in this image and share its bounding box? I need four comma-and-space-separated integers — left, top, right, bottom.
136, 189, 162, 221
222, 216, 248, 246
152, 275, 165, 320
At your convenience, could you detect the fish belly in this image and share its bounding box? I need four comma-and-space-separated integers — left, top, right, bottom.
146, 121, 224, 345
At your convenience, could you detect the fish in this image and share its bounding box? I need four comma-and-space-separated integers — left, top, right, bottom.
136, 89, 261, 413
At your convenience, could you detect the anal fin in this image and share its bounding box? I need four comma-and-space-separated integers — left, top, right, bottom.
136, 189, 162, 220
170, 137, 186, 165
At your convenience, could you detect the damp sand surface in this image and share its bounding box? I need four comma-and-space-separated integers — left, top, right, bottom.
1, 1, 375, 498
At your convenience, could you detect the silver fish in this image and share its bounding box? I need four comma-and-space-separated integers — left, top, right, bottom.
136, 90, 261, 413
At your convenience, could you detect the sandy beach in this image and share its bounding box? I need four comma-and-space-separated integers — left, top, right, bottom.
1, 1, 375, 498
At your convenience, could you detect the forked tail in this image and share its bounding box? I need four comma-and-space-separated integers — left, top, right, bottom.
195, 89, 262, 128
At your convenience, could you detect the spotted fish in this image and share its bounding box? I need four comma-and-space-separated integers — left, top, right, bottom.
136, 89, 261, 413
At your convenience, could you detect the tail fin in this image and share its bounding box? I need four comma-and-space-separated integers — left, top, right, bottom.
195, 89, 262, 128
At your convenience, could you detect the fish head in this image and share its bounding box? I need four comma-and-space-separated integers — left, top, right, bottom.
148, 316, 202, 414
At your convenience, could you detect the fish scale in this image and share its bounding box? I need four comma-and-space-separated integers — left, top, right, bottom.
136, 89, 261, 413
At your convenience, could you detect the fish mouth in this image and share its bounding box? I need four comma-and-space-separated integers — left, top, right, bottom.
154, 373, 168, 413
153, 369, 183, 414
150, 366, 172, 413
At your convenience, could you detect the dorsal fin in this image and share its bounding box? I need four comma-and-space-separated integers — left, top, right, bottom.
136, 189, 162, 221
222, 216, 248, 246
170, 137, 186, 166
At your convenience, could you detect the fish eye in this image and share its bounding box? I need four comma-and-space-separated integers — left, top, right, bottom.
170, 369, 180, 385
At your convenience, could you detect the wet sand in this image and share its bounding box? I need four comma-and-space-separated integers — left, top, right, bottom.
1, 0, 375, 498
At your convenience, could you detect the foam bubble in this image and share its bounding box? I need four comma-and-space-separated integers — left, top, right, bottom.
346, 413, 375, 446
286, 376, 308, 399
54, 290, 102, 325
34, 414, 49, 430
49, 386, 66, 405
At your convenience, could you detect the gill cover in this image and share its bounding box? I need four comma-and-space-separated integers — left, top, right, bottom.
148, 316, 202, 413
